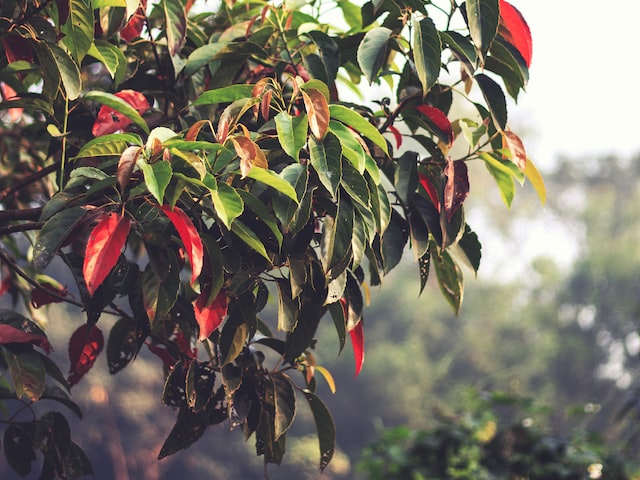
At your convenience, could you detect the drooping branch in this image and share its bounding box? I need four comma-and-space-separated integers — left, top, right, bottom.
0, 207, 42, 223
0, 220, 43, 237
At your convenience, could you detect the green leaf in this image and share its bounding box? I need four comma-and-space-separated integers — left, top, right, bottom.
413, 16, 441, 95
244, 166, 299, 202
394, 151, 419, 204
466, 0, 500, 60
231, 220, 270, 261
158, 407, 209, 459
142, 256, 180, 323
161, 0, 187, 56
272, 372, 296, 441
329, 104, 388, 154
380, 209, 409, 274
85, 90, 149, 133
1, 347, 46, 401
304, 390, 335, 472
482, 155, 515, 207
184, 42, 227, 77
138, 160, 173, 204
4, 422, 36, 476
192, 85, 254, 105
475, 73, 507, 131
106, 316, 139, 374
272, 164, 310, 230
341, 160, 370, 209
74, 133, 142, 159
33, 206, 87, 269
275, 111, 308, 161
417, 243, 431, 296
329, 120, 366, 173
92, 0, 126, 6
431, 241, 463, 313
0, 97, 53, 115
48, 42, 82, 100
237, 190, 283, 248
440, 30, 478, 68
276, 278, 300, 332
87, 39, 127, 86
309, 132, 342, 198
525, 157, 546, 205
60, 0, 94, 62
327, 301, 347, 354
210, 179, 244, 230
357, 26, 392, 84
322, 193, 353, 280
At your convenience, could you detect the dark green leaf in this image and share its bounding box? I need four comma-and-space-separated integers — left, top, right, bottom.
417, 243, 431, 296
357, 26, 392, 84
309, 132, 342, 198
321, 193, 354, 280
413, 16, 441, 95
4, 422, 36, 476
394, 151, 419, 204
219, 304, 249, 366
456, 224, 482, 274
440, 30, 478, 68
141, 254, 180, 324
327, 301, 347, 354
380, 209, 409, 274
186, 360, 216, 412
48, 42, 82, 100
184, 42, 227, 77
162, 360, 187, 407
272, 164, 309, 231
341, 160, 370, 209
431, 240, 463, 313
465, 0, 500, 60
271, 372, 296, 441
231, 220, 270, 261
276, 278, 300, 332
33, 206, 87, 269
106, 316, 140, 374
475, 73, 507, 130
245, 166, 299, 202
237, 190, 283, 248
158, 407, 209, 459
304, 390, 335, 472
408, 207, 429, 259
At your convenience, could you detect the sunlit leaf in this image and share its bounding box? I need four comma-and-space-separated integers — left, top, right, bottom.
83, 212, 131, 296
194, 289, 228, 340
209, 179, 244, 230
138, 159, 172, 204
192, 85, 254, 105
302, 88, 330, 140
245, 166, 299, 202
61, 0, 94, 62
161, 0, 187, 56
275, 111, 308, 161
88, 90, 149, 136
329, 105, 388, 155
498, 0, 532, 67
524, 157, 546, 205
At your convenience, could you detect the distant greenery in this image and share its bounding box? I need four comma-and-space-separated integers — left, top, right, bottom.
357, 390, 634, 480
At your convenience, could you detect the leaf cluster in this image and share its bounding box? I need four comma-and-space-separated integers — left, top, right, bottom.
0, 0, 542, 476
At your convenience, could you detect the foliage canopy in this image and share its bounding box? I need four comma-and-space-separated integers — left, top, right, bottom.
0, 0, 540, 476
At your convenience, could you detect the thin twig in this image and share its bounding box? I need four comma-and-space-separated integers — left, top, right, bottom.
0, 221, 43, 237
0, 163, 58, 202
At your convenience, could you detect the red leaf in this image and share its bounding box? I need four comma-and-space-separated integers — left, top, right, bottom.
502, 129, 527, 172
444, 159, 469, 222
194, 289, 228, 341
31, 282, 68, 309
387, 125, 403, 149
1, 83, 23, 121
83, 212, 131, 296
120, 1, 147, 42
146, 342, 177, 369
416, 105, 454, 145
2, 33, 33, 65
0, 264, 11, 297
68, 324, 104, 387
92, 90, 150, 137
0, 324, 52, 354
418, 172, 441, 212
349, 321, 365, 377
499, 0, 532, 67
159, 205, 204, 285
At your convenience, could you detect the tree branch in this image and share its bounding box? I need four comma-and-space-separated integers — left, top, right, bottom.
0, 163, 58, 202
0, 207, 42, 223
0, 221, 43, 237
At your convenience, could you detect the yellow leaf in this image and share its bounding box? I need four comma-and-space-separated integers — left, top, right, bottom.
315, 365, 336, 394
524, 157, 546, 205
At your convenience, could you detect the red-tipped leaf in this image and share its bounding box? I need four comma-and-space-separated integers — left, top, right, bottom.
0, 324, 52, 354
159, 205, 204, 285
194, 289, 228, 341
83, 212, 131, 296
418, 172, 441, 212
499, 0, 532, 67
68, 324, 104, 387
416, 105, 454, 145
349, 320, 364, 377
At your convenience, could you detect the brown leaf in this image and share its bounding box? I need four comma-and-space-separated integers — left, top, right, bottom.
302, 88, 329, 140
117, 145, 142, 192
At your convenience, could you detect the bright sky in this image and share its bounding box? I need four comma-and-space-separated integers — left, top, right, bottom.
509, 0, 640, 169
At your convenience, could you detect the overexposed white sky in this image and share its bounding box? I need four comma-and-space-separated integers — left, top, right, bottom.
509, 0, 640, 168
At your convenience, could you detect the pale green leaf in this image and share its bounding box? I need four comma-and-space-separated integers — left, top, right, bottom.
275, 111, 308, 161
61, 0, 94, 62
48, 43, 82, 100
244, 166, 299, 203
329, 104, 388, 154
